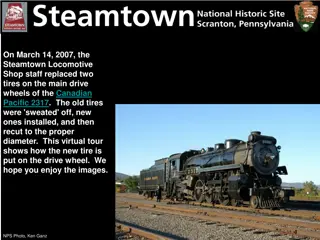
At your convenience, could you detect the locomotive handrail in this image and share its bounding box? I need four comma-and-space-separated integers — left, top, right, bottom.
196, 164, 242, 173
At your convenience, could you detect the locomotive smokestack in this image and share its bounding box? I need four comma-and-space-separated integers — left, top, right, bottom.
251, 131, 261, 135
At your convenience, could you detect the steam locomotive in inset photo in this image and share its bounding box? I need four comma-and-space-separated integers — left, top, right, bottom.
138, 131, 295, 209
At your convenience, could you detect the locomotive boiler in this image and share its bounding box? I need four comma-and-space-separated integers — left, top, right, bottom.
139, 131, 294, 209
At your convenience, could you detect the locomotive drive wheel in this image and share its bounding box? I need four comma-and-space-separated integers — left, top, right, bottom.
219, 197, 230, 206
194, 189, 204, 202
250, 196, 260, 209
177, 192, 184, 201
171, 182, 176, 198
205, 193, 212, 203
194, 180, 205, 203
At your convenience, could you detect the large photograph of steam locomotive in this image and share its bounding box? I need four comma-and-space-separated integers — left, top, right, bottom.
116, 104, 320, 239
137, 131, 294, 209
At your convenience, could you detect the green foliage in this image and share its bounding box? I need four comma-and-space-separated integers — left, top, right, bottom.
293, 181, 319, 198
298, 7, 304, 22
303, 181, 318, 196
294, 188, 307, 197
123, 176, 139, 191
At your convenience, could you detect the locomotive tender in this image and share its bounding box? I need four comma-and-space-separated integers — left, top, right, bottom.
139, 131, 294, 209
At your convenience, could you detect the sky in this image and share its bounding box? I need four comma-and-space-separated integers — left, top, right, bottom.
115, 104, 320, 184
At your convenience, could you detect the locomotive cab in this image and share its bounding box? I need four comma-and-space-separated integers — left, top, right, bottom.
171, 159, 177, 177
168, 153, 181, 178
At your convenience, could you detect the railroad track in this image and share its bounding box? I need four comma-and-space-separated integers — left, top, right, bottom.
290, 197, 320, 202
116, 222, 173, 240
288, 200, 320, 211
118, 193, 320, 222
290, 200, 320, 204
117, 200, 320, 240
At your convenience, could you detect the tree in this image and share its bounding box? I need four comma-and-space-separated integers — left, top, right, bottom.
295, 188, 304, 196
124, 176, 139, 191
298, 6, 304, 22
303, 181, 318, 196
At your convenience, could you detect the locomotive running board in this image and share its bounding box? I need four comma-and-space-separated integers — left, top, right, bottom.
196, 164, 241, 173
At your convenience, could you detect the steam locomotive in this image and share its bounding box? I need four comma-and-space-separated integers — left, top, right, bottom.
138, 131, 294, 209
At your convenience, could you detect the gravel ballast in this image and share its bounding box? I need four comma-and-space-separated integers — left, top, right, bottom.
116, 207, 306, 240
115, 226, 148, 240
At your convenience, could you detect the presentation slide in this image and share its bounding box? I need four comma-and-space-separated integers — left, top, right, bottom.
1, 1, 319, 240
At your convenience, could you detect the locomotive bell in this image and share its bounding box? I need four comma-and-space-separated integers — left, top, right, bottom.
214, 143, 224, 151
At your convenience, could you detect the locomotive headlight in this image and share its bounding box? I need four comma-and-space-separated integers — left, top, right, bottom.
265, 153, 275, 160
264, 153, 275, 165
276, 177, 282, 186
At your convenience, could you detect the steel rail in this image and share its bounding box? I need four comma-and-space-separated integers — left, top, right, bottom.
117, 200, 320, 240
116, 222, 174, 240
117, 193, 320, 221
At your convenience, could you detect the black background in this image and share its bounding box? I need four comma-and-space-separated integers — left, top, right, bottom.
1, 1, 320, 240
